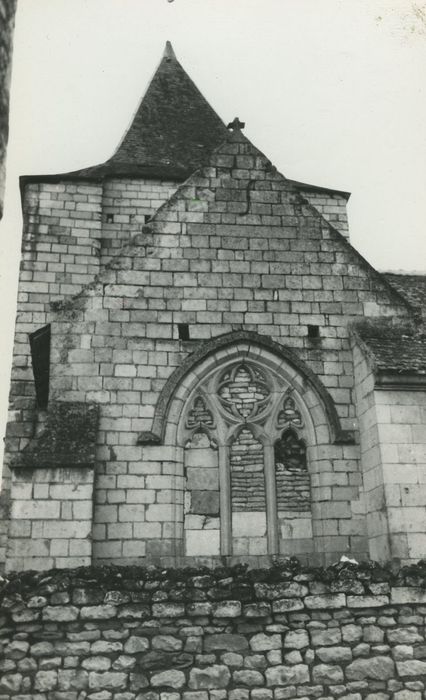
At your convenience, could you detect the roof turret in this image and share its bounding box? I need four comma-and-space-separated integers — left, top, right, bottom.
20, 43, 351, 202
73, 41, 229, 180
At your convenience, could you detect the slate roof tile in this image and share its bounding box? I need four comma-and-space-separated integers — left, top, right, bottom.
384, 273, 426, 314
70, 42, 230, 181
354, 319, 426, 375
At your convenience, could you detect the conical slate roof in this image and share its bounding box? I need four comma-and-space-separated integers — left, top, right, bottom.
68, 42, 229, 181
20, 43, 351, 199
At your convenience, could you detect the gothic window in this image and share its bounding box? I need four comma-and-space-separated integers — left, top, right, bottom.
181, 361, 312, 557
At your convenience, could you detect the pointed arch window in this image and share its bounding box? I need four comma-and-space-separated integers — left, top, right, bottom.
181, 361, 312, 558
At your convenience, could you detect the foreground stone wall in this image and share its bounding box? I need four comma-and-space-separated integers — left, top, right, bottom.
1, 563, 426, 699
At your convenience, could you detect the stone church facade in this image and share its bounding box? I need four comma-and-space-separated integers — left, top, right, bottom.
1, 43, 425, 573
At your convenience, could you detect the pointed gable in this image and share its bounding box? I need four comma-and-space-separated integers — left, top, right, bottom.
59, 125, 412, 328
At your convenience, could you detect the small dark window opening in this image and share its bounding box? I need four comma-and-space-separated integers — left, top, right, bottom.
178, 323, 190, 341
106, 213, 114, 223
29, 325, 51, 409
307, 325, 320, 339
144, 214, 152, 224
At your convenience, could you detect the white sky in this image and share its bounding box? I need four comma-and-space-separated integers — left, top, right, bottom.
0, 0, 425, 456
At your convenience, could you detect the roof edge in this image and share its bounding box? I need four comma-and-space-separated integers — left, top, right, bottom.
286, 178, 351, 200
375, 371, 426, 390
19, 172, 351, 199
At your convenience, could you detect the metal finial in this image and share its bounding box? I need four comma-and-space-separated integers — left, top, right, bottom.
163, 41, 177, 61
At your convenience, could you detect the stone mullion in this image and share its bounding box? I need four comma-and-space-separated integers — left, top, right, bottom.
218, 442, 232, 556
264, 442, 279, 556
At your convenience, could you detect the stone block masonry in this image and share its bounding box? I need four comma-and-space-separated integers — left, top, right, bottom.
29, 132, 410, 568
353, 339, 426, 564
1, 562, 426, 699
101, 179, 180, 265
7, 466, 95, 571
298, 190, 349, 240
2, 130, 413, 570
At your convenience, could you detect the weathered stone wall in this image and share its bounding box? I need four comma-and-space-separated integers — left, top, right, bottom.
0, 181, 103, 572
353, 340, 426, 564
36, 134, 408, 568
101, 179, 180, 264
0, 0, 17, 218
2, 182, 102, 483
376, 388, 426, 562
2, 176, 177, 491
295, 190, 349, 240
0, 0, 17, 567
352, 342, 387, 563
0, 176, 177, 570
1, 563, 426, 700
7, 466, 95, 572
2, 133, 415, 572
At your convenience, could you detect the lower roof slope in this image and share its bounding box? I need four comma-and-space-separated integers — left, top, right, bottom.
384, 273, 426, 316
355, 321, 426, 376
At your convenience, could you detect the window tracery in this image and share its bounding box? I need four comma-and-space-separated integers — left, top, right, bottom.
218, 363, 270, 420
185, 395, 215, 430
277, 392, 303, 429
181, 359, 312, 557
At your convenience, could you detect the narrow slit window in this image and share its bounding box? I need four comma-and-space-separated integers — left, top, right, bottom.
106, 213, 114, 223
29, 325, 51, 409
178, 323, 190, 341
307, 325, 320, 339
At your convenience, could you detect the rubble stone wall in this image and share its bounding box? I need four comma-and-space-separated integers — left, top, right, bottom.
1, 566, 426, 700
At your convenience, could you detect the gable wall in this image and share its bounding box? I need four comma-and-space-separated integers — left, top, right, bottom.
5, 138, 410, 570
2, 136, 415, 572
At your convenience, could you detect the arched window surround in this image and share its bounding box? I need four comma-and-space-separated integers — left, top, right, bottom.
138, 332, 355, 562
177, 350, 319, 558
138, 331, 354, 447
